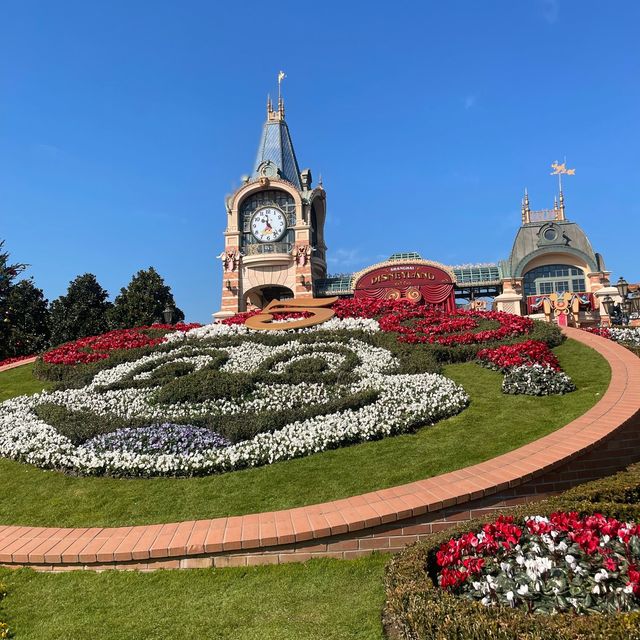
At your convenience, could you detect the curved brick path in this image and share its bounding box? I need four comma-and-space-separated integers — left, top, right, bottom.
0, 328, 639, 571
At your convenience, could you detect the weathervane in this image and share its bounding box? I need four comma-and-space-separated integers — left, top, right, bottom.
550, 158, 576, 192
278, 70, 286, 102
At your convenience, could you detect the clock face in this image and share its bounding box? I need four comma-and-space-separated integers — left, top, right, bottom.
250, 207, 287, 243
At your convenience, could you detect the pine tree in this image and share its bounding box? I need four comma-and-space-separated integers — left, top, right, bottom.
0, 240, 28, 358
5, 279, 50, 356
49, 274, 112, 346
108, 267, 185, 329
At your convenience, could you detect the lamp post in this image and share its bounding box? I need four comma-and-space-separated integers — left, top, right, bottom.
616, 277, 629, 298
614, 277, 639, 326
601, 295, 614, 318
163, 304, 175, 325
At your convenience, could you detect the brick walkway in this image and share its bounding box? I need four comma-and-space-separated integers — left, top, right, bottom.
0, 327, 638, 571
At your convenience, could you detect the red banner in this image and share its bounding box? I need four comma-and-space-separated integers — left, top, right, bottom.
353, 263, 456, 312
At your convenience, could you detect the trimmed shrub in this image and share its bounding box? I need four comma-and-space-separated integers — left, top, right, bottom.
384, 463, 640, 640
529, 319, 565, 348
151, 369, 255, 404
197, 388, 380, 444
34, 403, 137, 445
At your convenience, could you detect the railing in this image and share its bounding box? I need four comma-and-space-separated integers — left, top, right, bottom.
529, 209, 561, 223
244, 242, 292, 256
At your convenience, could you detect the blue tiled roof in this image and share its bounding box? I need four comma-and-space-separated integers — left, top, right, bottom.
252, 120, 301, 189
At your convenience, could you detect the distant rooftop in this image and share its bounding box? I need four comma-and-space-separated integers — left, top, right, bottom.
388, 251, 422, 261
315, 253, 503, 296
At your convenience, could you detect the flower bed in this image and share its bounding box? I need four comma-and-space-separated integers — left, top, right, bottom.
586, 327, 640, 348
502, 364, 575, 396
384, 463, 640, 640
1, 305, 569, 477
334, 299, 535, 345
437, 513, 640, 614
477, 340, 561, 371
42, 323, 201, 365
477, 340, 575, 396
0, 333, 469, 476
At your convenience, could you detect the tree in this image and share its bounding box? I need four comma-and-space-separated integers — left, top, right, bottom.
5, 279, 50, 357
49, 274, 112, 346
0, 240, 28, 358
108, 267, 185, 329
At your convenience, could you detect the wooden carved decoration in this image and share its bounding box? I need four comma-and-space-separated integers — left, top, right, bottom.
542, 292, 582, 328
244, 297, 338, 331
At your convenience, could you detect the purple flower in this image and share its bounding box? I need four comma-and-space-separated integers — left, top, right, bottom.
84, 423, 230, 456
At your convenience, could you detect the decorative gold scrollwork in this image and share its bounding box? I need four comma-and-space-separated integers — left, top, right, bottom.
384, 288, 401, 300
244, 297, 338, 331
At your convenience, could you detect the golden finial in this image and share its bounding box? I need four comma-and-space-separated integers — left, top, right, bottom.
267, 94, 273, 115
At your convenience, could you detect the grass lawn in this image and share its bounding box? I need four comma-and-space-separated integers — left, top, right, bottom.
0, 555, 388, 640
0, 339, 610, 527
0, 364, 52, 402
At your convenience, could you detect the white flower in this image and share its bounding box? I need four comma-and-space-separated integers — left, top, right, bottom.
516, 584, 529, 596
0, 334, 469, 477
594, 569, 608, 583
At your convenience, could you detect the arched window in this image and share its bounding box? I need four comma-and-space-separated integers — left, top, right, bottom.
523, 264, 586, 297
239, 190, 296, 254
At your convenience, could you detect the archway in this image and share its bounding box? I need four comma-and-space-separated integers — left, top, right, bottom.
244, 285, 294, 311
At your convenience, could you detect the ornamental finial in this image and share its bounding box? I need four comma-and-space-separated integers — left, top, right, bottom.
277, 70, 286, 119
521, 188, 531, 225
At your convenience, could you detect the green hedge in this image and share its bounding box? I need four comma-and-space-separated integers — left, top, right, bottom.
383, 463, 640, 640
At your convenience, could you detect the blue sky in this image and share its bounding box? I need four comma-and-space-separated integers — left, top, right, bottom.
2, 0, 639, 322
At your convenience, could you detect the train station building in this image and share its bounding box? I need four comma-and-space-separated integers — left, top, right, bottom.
215, 99, 617, 325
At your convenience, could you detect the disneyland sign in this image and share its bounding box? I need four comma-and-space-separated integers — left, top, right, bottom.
353, 262, 456, 308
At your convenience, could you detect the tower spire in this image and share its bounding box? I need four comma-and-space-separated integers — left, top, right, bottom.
253, 75, 301, 188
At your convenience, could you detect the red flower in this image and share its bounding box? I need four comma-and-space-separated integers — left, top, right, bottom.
42, 323, 201, 366
477, 340, 561, 371
0, 355, 36, 368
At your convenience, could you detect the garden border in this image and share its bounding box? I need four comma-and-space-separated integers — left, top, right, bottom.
0, 327, 639, 572
0, 357, 37, 372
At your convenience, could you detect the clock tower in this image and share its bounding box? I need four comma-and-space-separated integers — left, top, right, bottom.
214, 95, 328, 319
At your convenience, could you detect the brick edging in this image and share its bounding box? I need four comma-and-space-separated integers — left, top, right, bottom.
0, 356, 37, 373
1, 327, 639, 571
